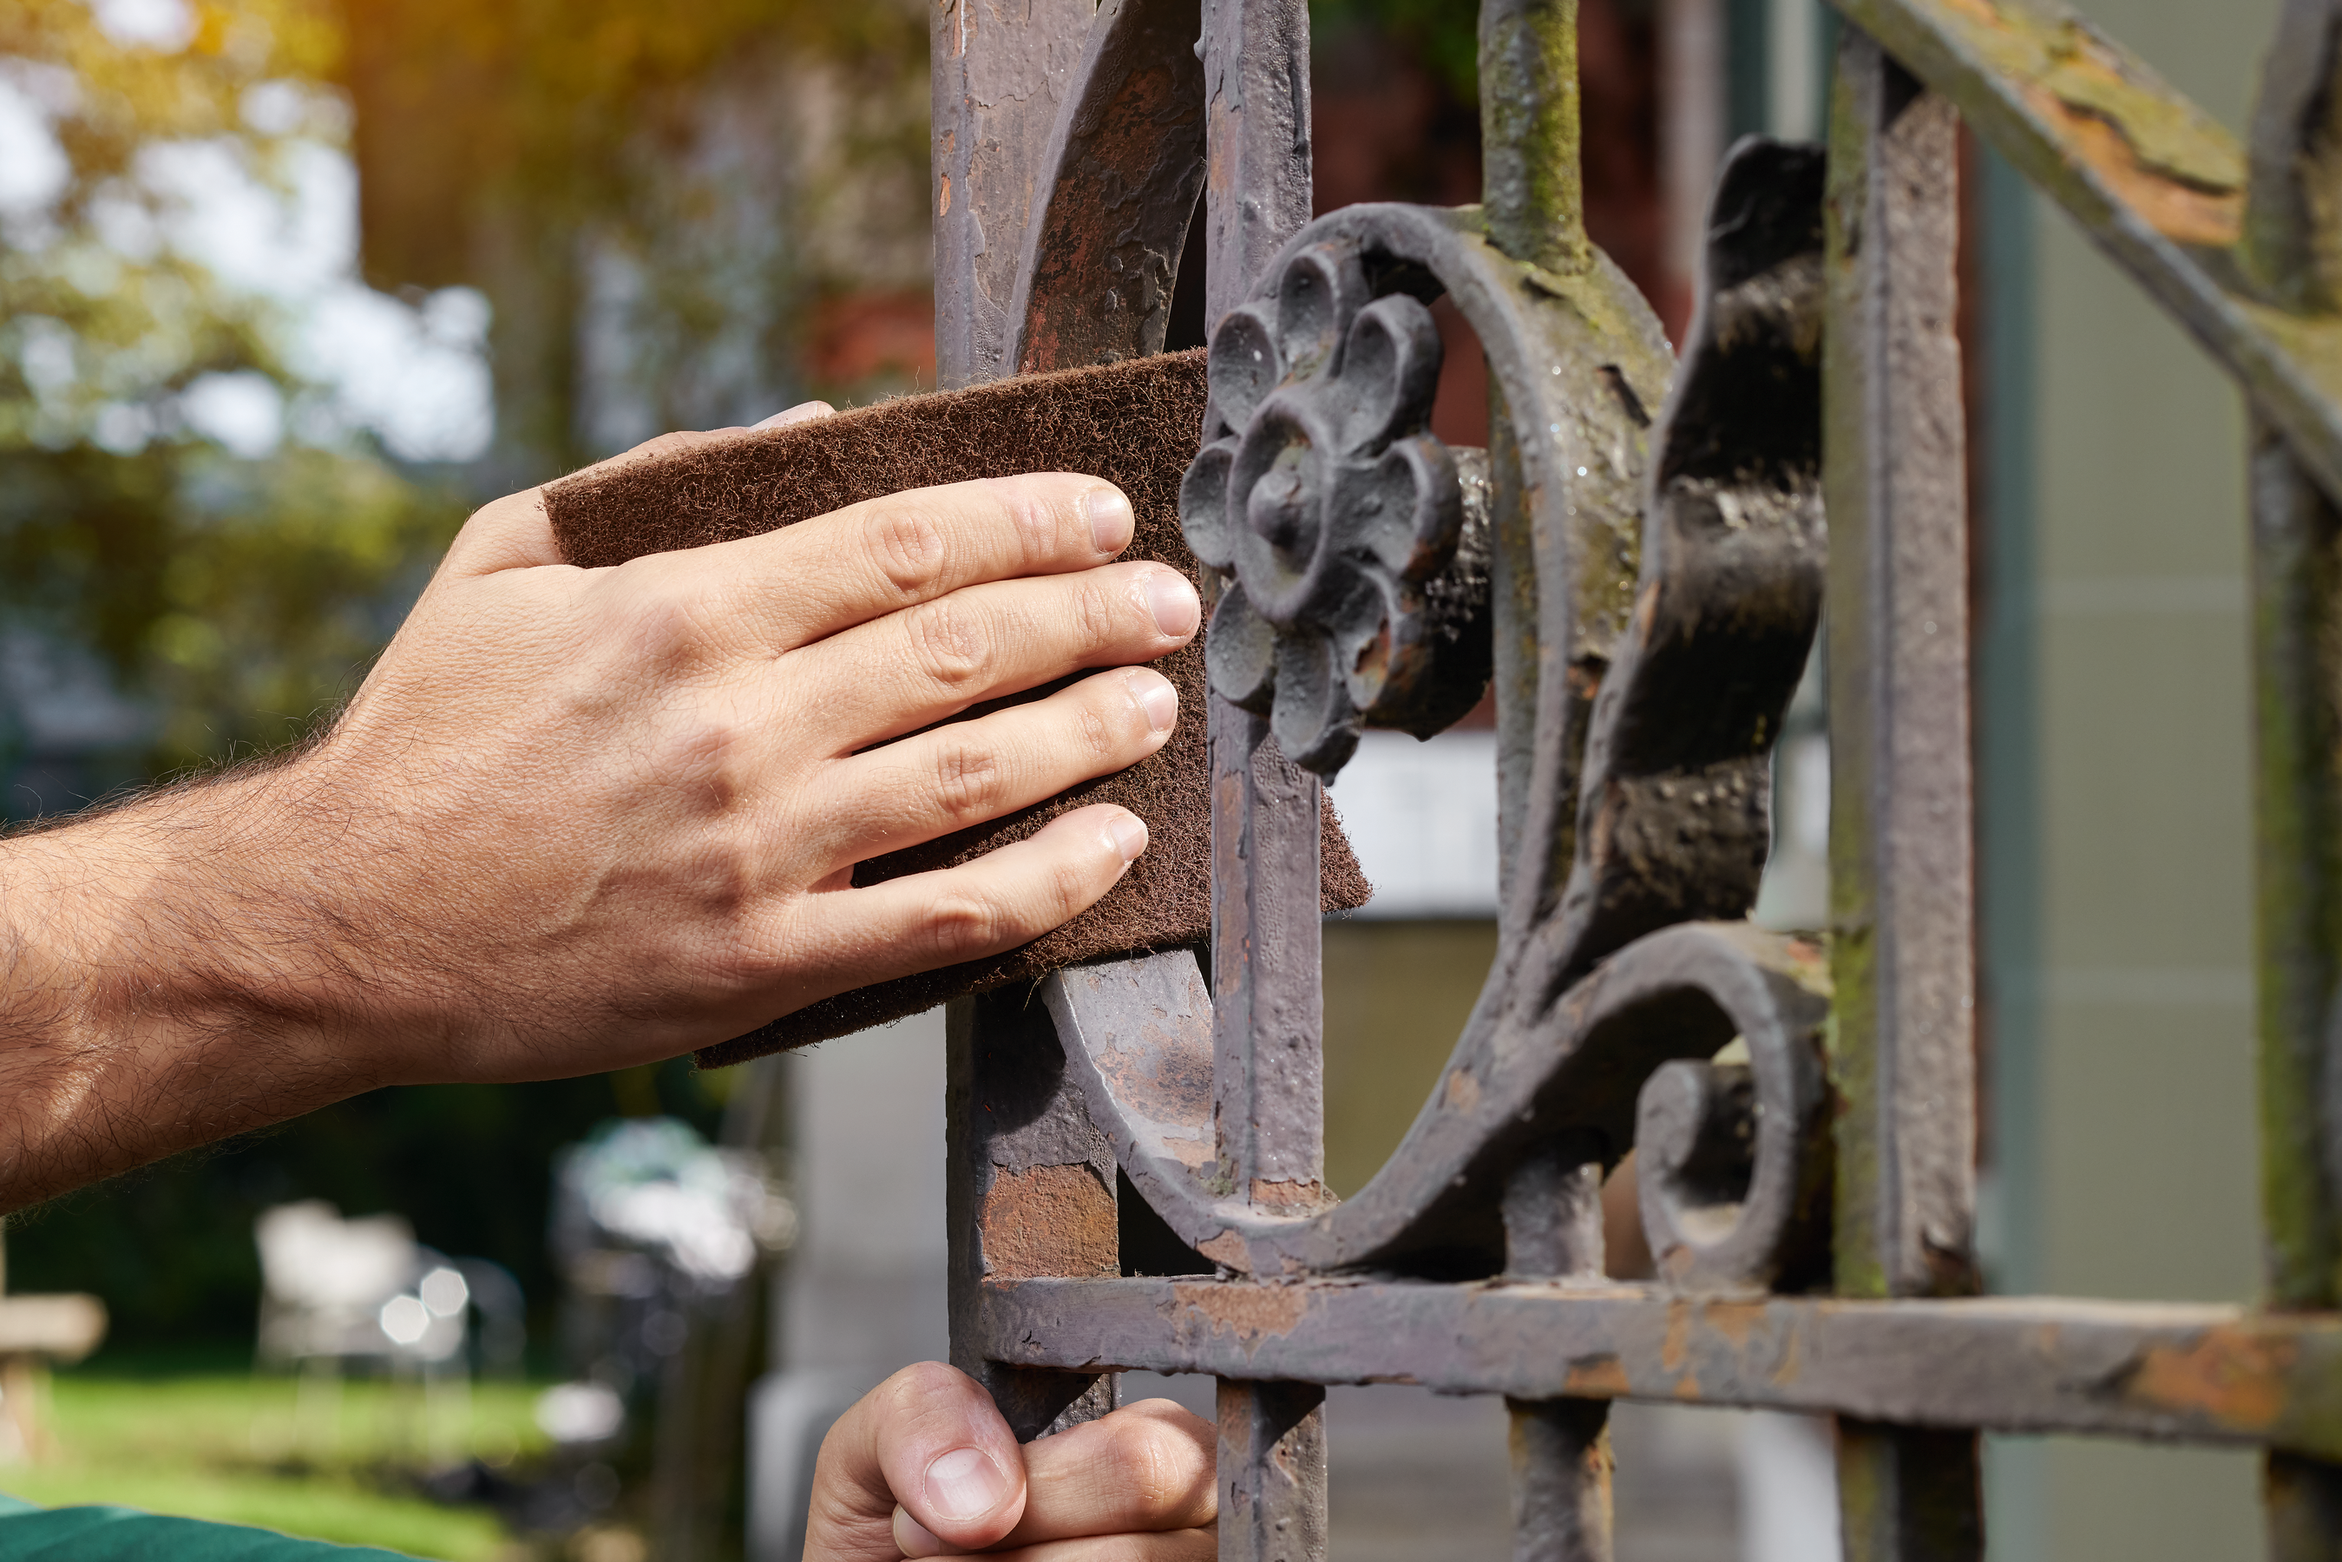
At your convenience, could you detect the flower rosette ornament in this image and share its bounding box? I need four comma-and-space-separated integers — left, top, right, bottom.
1180, 243, 1490, 777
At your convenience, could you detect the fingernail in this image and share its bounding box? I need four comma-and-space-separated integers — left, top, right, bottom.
893, 1505, 946, 1559
1145, 570, 1201, 637
1107, 810, 1150, 862
1127, 671, 1178, 733
1086, 486, 1133, 553
923, 1446, 1008, 1523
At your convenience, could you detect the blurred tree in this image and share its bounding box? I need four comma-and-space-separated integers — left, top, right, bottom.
0, 0, 469, 789
337, 0, 930, 477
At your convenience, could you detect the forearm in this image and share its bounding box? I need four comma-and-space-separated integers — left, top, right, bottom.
0, 765, 391, 1212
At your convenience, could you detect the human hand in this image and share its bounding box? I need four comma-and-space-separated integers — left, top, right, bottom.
0, 404, 1200, 1206
805, 1363, 1215, 1561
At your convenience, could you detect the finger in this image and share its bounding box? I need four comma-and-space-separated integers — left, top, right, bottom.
806, 669, 1178, 869
755, 399, 836, 428
979, 1530, 1217, 1562
782, 804, 1147, 998
892, 1401, 1215, 1558
805, 1362, 1027, 1562
1009, 1401, 1218, 1546
705, 473, 1138, 652
787, 562, 1199, 749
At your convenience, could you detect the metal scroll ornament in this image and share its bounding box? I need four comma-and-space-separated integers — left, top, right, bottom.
1179, 244, 1490, 777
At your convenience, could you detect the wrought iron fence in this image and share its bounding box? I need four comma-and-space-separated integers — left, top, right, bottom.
928, 1, 2342, 1556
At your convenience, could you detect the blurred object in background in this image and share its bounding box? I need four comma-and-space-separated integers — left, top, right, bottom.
747, 1011, 945, 1562
548, 1087, 794, 1560
0, 1230, 106, 1467
252, 1199, 520, 1472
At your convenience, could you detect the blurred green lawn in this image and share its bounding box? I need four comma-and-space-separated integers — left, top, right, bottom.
0, 1361, 554, 1560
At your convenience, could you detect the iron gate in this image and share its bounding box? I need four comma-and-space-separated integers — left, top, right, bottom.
926, 1, 2342, 1557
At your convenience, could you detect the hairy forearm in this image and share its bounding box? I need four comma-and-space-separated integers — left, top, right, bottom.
0, 763, 396, 1212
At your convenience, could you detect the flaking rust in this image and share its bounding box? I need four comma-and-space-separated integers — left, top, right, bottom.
1174, 1278, 1316, 1350
2117, 1325, 2295, 1432
980, 1164, 1119, 1281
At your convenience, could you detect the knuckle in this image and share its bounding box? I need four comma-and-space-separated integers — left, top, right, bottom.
868, 504, 950, 599
997, 478, 1068, 568
923, 886, 1009, 958
904, 598, 992, 690
880, 1360, 966, 1412
1073, 577, 1125, 650
1075, 699, 1117, 761
1103, 1420, 1200, 1518
930, 740, 1006, 826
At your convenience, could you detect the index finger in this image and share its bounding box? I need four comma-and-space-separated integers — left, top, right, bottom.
714, 473, 1135, 654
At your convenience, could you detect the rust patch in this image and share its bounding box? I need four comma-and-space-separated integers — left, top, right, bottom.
1175, 1280, 1314, 1348
980, 1163, 1117, 1280
2121, 1326, 2294, 1431
1165, 1134, 1212, 1169
1197, 1229, 1252, 1272
1444, 1068, 1483, 1113
1251, 1177, 1333, 1212
1706, 1300, 1766, 1349
1661, 1302, 1691, 1374
2029, 88, 2243, 247
1563, 1354, 1631, 1398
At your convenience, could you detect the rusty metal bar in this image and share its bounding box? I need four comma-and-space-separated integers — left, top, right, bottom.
978, 1278, 2342, 1458
1823, 26, 1982, 1562
1835, 1423, 1984, 1562
931, 0, 1097, 387
1823, 22, 1977, 1310
1199, 2, 1327, 1554
933, 0, 1129, 1445
1217, 1379, 1327, 1562
1502, 1138, 1613, 1562
945, 992, 1121, 1439
1477, 7, 1616, 1549
1822, 0, 2342, 509
2247, 5, 2342, 1551
1201, 0, 1324, 1217
1478, 0, 1589, 277
1006, 0, 1208, 374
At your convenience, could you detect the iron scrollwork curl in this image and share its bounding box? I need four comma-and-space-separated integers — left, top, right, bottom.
1179, 239, 1493, 776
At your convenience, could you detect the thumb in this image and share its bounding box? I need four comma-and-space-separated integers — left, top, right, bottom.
805, 1363, 1027, 1562
440, 401, 839, 580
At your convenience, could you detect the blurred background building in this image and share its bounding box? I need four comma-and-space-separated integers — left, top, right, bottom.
0, 0, 2279, 1556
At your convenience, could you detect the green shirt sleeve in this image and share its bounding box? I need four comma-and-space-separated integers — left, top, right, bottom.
0, 1493, 420, 1560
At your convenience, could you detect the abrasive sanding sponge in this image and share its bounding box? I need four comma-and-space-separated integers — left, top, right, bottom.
542, 349, 1372, 1066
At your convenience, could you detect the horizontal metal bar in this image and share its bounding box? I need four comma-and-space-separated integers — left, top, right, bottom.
1828, 0, 2342, 509
980, 1277, 2342, 1458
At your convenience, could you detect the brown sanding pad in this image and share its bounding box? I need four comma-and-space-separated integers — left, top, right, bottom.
544, 350, 1373, 1066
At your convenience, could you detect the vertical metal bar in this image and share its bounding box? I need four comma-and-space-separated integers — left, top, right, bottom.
1501, 1138, 1612, 1562
1202, 0, 1325, 1216
1480, 8, 1616, 1558
1822, 25, 1983, 1561
934, 1, 1123, 1441
2240, 4, 2342, 1548
1199, 3, 1327, 1555
944, 991, 1121, 1440
932, 0, 1096, 388
1478, 0, 1584, 903
1218, 1379, 1327, 1562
